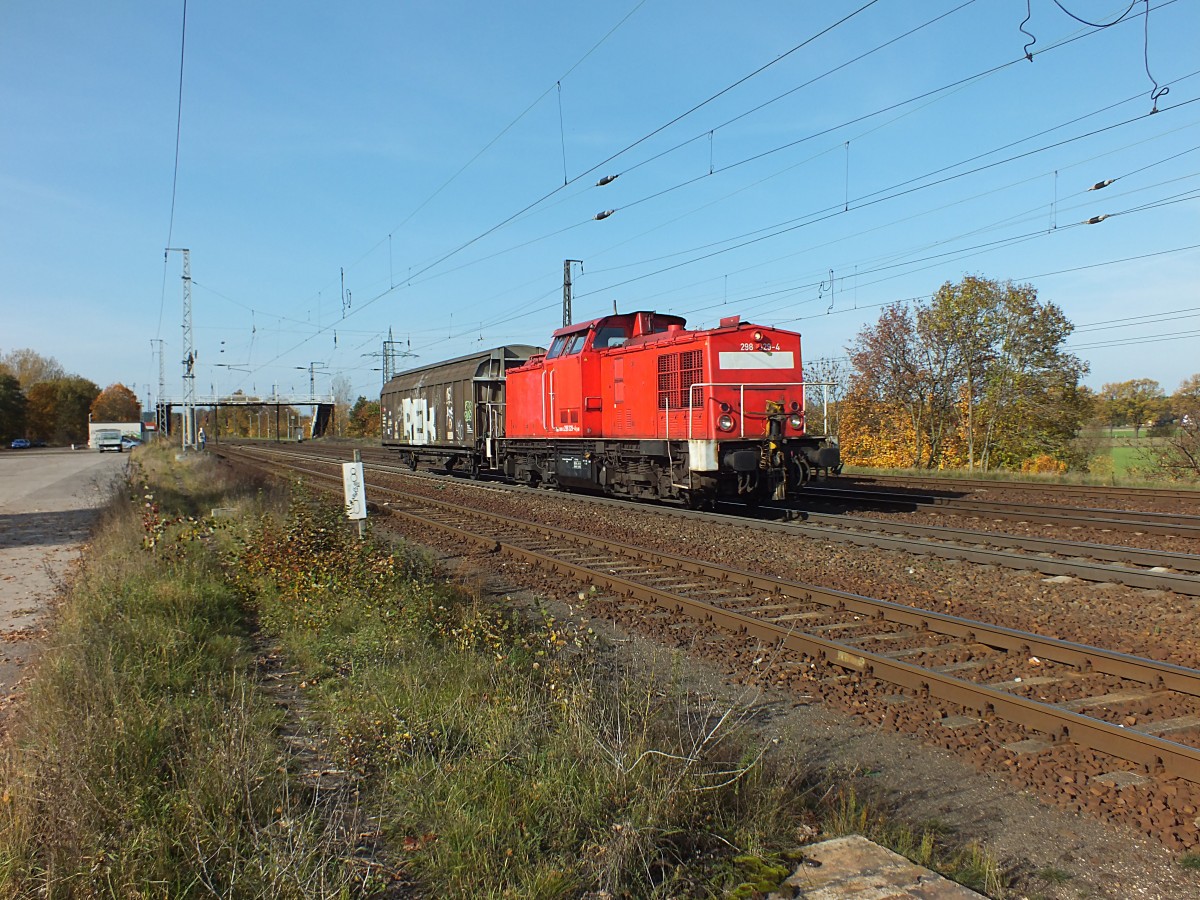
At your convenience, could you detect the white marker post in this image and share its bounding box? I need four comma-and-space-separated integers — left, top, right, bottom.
343, 450, 367, 539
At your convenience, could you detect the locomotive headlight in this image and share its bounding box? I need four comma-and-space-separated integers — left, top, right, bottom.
718, 413, 735, 432
789, 413, 804, 430
753, 331, 764, 342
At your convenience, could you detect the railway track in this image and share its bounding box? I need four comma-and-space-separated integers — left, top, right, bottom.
798, 484, 1200, 537
221, 444, 1200, 787
223, 442, 1200, 595
837, 471, 1200, 508
771, 508, 1200, 595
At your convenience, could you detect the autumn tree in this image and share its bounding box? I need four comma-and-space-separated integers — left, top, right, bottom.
213, 391, 258, 438
25, 377, 100, 444
331, 374, 355, 437
90, 383, 140, 422
1139, 374, 1200, 481
803, 356, 847, 438
847, 305, 938, 467
845, 276, 1088, 471
0, 348, 65, 389
346, 397, 381, 438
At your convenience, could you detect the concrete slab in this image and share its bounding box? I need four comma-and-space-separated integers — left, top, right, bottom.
771, 835, 986, 898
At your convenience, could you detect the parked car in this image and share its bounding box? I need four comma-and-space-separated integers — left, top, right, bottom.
10, 439, 30, 449
120, 437, 142, 450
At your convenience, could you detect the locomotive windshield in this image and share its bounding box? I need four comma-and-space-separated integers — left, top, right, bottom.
546, 331, 588, 359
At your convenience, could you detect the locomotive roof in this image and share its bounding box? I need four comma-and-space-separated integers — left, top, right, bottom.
548, 311, 687, 339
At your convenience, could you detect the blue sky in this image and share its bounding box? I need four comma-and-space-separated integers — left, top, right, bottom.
2, 0, 1198, 408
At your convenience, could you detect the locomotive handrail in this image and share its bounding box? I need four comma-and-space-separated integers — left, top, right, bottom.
685, 381, 805, 438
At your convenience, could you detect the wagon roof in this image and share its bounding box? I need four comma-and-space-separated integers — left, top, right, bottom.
382, 345, 544, 390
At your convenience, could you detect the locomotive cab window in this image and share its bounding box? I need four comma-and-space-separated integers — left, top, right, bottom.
592, 324, 630, 349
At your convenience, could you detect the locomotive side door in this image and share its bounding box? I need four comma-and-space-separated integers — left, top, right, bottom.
542, 331, 586, 436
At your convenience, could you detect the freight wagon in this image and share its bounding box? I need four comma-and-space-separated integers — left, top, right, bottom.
381, 345, 543, 477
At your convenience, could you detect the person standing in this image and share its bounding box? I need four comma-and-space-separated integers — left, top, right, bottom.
198, 427, 207, 451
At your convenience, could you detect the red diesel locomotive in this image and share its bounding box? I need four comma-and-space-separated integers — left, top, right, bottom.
380, 310, 839, 505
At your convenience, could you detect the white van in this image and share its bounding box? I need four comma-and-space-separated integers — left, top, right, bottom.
95, 429, 123, 452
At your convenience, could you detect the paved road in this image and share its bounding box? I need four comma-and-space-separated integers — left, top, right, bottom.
0, 447, 127, 707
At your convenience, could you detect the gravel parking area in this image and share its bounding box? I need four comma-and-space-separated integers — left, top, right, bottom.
0, 447, 126, 714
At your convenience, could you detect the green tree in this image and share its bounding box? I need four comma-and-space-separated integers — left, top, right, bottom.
968, 281, 1088, 469
0, 372, 28, 442
1098, 379, 1165, 439
1094, 382, 1128, 434
90, 383, 141, 422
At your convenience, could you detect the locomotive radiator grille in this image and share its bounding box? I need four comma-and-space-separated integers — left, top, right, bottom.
657, 350, 703, 409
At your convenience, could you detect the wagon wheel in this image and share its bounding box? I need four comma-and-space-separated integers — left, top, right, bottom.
794, 458, 811, 486
469, 459, 482, 480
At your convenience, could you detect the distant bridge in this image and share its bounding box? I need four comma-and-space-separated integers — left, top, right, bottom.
157, 394, 336, 440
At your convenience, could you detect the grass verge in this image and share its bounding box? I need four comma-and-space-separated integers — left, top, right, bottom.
0, 447, 358, 897
0, 444, 1008, 897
